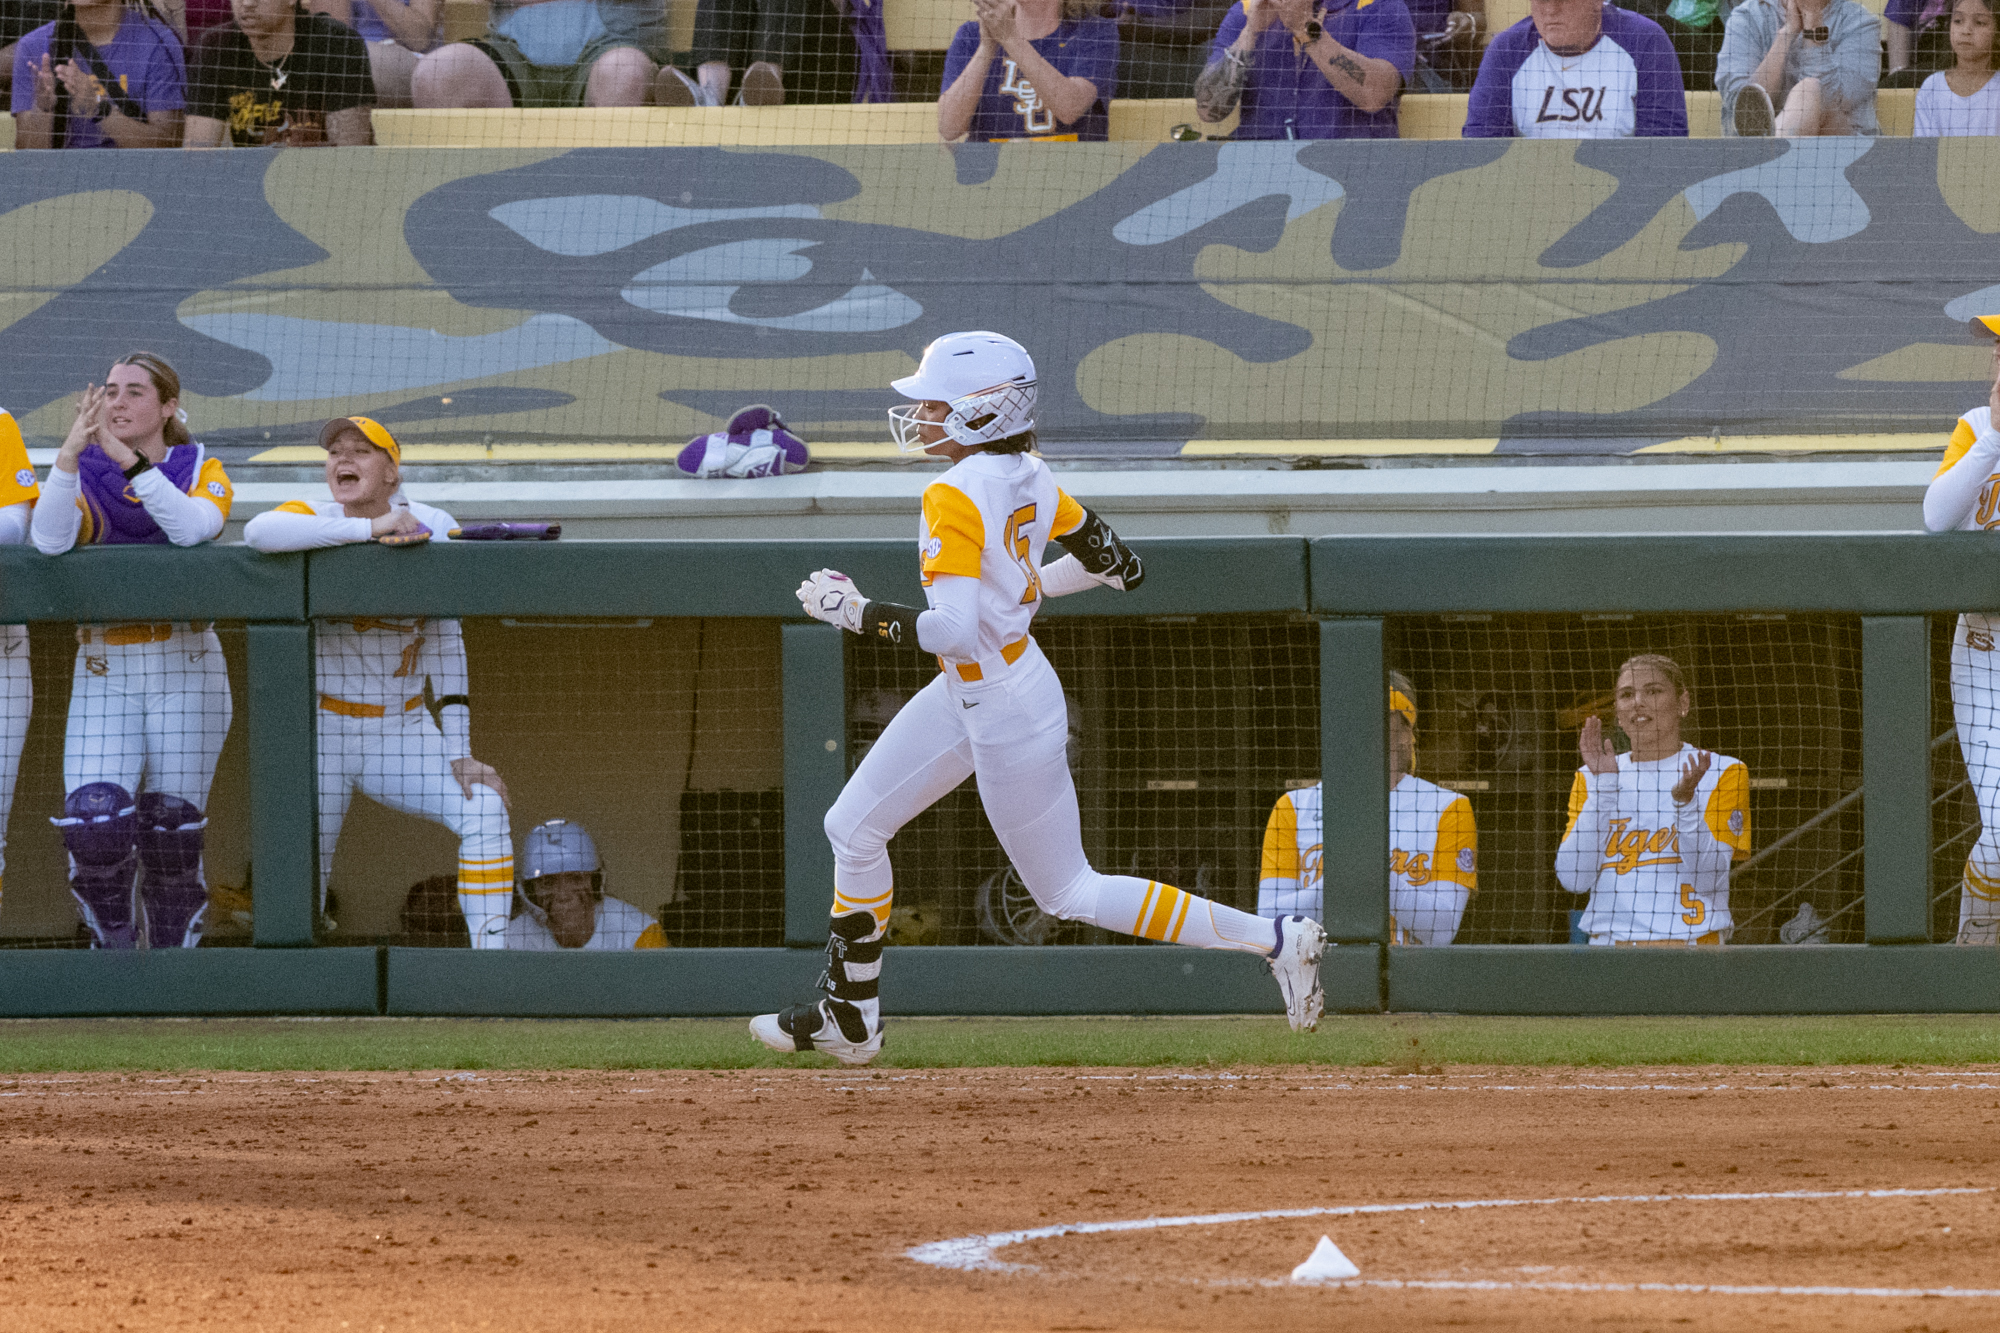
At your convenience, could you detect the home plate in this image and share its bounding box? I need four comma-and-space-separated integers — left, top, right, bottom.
1290, 1235, 1360, 1282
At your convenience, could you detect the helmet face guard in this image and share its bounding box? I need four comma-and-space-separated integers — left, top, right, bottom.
887, 380, 1037, 453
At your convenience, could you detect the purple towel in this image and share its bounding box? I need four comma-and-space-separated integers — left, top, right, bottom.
849, 0, 892, 103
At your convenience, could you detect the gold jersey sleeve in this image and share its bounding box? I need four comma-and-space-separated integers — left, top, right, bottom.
1704, 760, 1751, 860
920, 481, 984, 583
0, 411, 38, 509
1260, 790, 1300, 884
192, 456, 235, 517
1936, 416, 1980, 479
1051, 488, 1086, 539
1431, 794, 1478, 893
1561, 769, 1590, 843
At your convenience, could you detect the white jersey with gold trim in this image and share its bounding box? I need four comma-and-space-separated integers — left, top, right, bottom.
919, 451, 1085, 664
1259, 776, 1478, 945
1557, 743, 1750, 943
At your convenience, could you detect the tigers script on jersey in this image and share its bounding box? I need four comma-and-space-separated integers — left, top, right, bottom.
1259, 777, 1476, 945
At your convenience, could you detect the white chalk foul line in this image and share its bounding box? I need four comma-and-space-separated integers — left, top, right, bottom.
905, 1186, 1995, 1292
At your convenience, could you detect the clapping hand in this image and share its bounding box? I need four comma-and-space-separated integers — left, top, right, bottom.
974, 0, 1019, 45
53, 59, 107, 118
58, 384, 106, 465
1241, 0, 1277, 32
1670, 750, 1713, 807
1779, 0, 1803, 37
1579, 714, 1620, 775
1273, 0, 1316, 39
31, 54, 57, 112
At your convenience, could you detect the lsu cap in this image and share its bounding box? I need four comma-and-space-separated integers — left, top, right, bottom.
521, 819, 601, 881
1969, 316, 2000, 343
319, 415, 401, 465
1389, 688, 1417, 730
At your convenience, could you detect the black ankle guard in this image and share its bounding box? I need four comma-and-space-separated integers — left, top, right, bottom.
822, 910, 884, 1002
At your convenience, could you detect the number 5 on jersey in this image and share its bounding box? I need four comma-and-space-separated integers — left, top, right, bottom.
1005, 503, 1042, 605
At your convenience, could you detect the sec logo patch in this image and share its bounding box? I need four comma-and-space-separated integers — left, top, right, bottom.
921, 536, 942, 560
14, 469, 33, 489
206, 481, 227, 498
1728, 809, 1745, 835
1456, 847, 1475, 873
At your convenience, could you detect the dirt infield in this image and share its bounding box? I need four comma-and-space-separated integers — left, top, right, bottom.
4, 1065, 2000, 1332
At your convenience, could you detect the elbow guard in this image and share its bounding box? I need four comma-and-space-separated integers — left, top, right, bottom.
859, 599, 925, 648
1054, 507, 1144, 592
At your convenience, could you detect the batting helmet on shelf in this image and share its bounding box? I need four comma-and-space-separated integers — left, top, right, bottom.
888, 332, 1036, 452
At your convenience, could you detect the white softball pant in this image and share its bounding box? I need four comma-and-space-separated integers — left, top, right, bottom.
316, 708, 513, 947
1953, 615, 2000, 943
64, 626, 231, 808
0, 624, 29, 895
823, 640, 1274, 955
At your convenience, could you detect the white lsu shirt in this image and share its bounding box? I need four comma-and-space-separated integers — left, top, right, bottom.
242, 498, 475, 758
1510, 41, 1639, 137
1556, 743, 1750, 943
1259, 777, 1478, 945
919, 452, 1088, 665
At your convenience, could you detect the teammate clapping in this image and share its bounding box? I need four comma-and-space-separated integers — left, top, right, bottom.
31, 353, 234, 950
1556, 654, 1750, 945
1259, 672, 1476, 945
1922, 314, 2000, 943
751, 332, 1327, 1067
242, 417, 516, 947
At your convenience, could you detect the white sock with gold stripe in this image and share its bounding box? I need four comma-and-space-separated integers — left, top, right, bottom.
459, 852, 515, 949
1091, 875, 1277, 955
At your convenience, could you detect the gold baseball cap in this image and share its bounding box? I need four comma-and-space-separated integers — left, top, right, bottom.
318, 415, 400, 465
1389, 688, 1417, 730
1970, 315, 2000, 343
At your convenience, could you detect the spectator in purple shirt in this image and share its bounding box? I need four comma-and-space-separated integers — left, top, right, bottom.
1194, 0, 1413, 139
10, 0, 185, 146
1463, 0, 1687, 136
938, 0, 1117, 140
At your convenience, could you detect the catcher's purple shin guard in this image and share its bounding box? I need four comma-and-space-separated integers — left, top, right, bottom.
137, 793, 209, 949
54, 782, 139, 949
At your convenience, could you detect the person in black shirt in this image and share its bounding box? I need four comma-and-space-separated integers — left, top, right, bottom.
183, 0, 371, 144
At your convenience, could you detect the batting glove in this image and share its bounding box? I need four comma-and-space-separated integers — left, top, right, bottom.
799, 568, 867, 633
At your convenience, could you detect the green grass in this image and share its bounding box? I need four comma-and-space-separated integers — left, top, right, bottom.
0, 1014, 1997, 1072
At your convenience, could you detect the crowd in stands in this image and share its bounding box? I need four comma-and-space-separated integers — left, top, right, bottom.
1, 0, 1996, 142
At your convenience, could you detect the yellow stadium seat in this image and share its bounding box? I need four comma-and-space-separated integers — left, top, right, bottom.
0, 113, 13, 152
440, 0, 490, 41
1878, 86, 1915, 135
1687, 88, 1721, 136
1398, 92, 1466, 138
1109, 98, 1240, 141
373, 104, 942, 145
1482, 0, 1531, 42
884, 0, 965, 49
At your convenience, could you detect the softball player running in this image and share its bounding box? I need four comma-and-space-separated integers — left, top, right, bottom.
1260, 673, 1476, 945
751, 331, 1327, 1066
242, 417, 515, 947
1924, 313, 2000, 943
1556, 654, 1750, 945
31, 354, 234, 950
0, 408, 38, 915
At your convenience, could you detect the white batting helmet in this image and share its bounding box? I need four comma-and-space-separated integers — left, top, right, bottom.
887, 331, 1037, 453
521, 819, 602, 881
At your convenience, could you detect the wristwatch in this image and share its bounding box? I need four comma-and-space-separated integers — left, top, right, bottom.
121, 456, 152, 481
1303, 18, 1323, 41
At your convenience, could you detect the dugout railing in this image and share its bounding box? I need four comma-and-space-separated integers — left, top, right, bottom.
0, 533, 1994, 1017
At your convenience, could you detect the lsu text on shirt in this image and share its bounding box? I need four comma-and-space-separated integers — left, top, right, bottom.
1557, 743, 1749, 943
1463, 2, 1687, 137
0, 410, 39, 511
919, 452, 1085, 664
1209, 0, 1416, 141
941, 16, 1117, 141
1258, 776, 1477, 944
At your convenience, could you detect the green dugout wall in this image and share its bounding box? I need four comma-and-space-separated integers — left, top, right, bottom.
0, 533, 1994, 1017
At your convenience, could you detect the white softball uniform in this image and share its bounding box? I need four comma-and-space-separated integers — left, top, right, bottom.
244, 499, 514, 946
1259, 776, 1477, 944
1557, 743, 1750, 944
825, 451, 1278, 959
0, 409, 36, 904
503, 895, 665, 950
1925, 405, 2000, 942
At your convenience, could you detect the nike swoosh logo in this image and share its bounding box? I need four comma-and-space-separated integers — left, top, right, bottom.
962, 700, 979, 709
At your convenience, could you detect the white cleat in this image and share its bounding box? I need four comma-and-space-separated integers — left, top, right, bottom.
749, 1001, 883, 1067
1268, 915, 1327, 1033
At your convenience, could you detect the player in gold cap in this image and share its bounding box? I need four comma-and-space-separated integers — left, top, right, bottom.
243, 416, 517, 947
